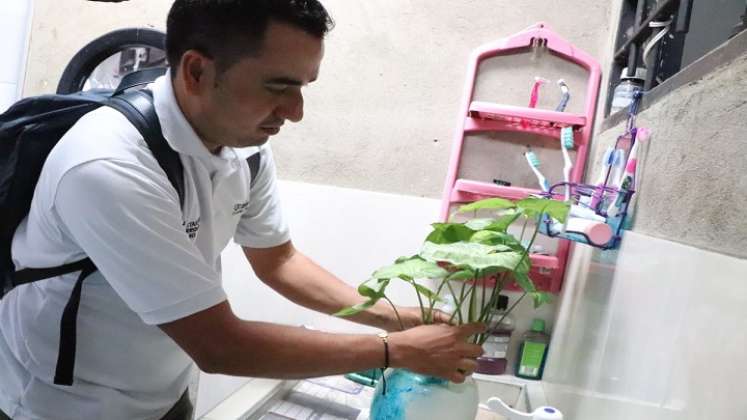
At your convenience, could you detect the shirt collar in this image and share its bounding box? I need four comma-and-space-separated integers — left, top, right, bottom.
152, 70, 261, 163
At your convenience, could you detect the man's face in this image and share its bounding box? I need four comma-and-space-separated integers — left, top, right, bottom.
195, 21, 324, 150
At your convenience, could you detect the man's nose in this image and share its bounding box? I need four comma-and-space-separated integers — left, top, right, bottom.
276, 90, 304, 123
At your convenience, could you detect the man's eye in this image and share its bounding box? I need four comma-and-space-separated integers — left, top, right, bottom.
265, 83, 288, 93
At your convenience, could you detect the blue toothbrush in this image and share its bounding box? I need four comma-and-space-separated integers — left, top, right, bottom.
560, 127, 574, 201
524, 147, 550, 192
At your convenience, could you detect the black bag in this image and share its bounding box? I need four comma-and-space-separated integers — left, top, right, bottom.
0, 68, 260, 386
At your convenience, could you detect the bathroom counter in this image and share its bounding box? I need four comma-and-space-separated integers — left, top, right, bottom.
475, 408, 507, 420
198, 373, 541, 419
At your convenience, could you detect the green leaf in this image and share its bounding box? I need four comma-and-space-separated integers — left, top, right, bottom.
426, 223, 476, 244
469, 230, 514, 248
408, 281, 440, 301
465, 218, 497, 231
395, 255, 419, 264
457, 198, 516, 213
466, 210, 524, 233
489, 210, 524, 232
516, 198, 570, 222
513, 254, 532, 274
420, 242, 524, 271
530, 291, 553, 308
333, 300, 376, 317
446, 269, 476, 281
512, 271, 537, 294
470, 230, 524, 249
358, 278, 391, 300
372, 258, 449, 281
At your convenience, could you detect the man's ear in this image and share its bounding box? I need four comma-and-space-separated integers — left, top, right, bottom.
178, 50, 217, 94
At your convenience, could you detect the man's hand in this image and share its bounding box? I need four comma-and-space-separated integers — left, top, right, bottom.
388, 306, 453, 331
388, 322, 486, 383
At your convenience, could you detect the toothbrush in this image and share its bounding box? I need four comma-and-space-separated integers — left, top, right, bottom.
608, 149, 626, 189
587, 146, 615, 209
528, 77, 549, 108
599, 149, 626, 210
555, 79, 570, 112
560, 126, 574, 201
607, 128, 650, 218
524, 147, 550, 192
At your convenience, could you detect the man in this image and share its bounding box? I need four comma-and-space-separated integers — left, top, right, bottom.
0, 1, 484, 419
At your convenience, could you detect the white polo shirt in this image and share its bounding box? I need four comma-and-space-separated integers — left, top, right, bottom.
0, 73, 290, 420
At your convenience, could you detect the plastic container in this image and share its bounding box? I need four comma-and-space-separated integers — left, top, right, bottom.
610, 67, 646, 114
476, 295, 514, 375
515, 318, 550, 380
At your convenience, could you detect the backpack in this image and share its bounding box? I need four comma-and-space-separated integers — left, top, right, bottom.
0, 67, 260, 386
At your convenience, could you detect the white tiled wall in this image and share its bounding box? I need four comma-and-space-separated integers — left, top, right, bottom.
544, 231, 747, 420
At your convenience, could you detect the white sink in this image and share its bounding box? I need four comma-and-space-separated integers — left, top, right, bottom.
197, 373, 549, 420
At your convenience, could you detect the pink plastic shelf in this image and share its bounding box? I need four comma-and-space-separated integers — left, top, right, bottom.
528, 254, 560, 270
469, 102, 587, 142
439, 23, 602, 295
451, 179, 541, 202
472, 259, 562, 293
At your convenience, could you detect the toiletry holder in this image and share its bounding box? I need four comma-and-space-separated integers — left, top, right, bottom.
538, 181, 635, 250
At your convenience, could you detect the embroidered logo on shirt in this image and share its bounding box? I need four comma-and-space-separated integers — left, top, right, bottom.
183, 218, 201, 239
232, 201, 250, 215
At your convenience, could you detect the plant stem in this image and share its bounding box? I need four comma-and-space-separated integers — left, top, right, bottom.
520, 216, 529, 243
413, 283, 427, 324
383, 296, 405, 331
427, 277, 450, 324
453, 281, 475, 326
446, 281, 460, 324
479, 273, 487, 343
468, 271, 480, 343
525, 215, 543, 255
479, 273, 504, 324
454, 281, 468, 324
479, 275, 507, 346
468, 271, 478, 324
479, 216, 542, 345
486, 291, 527, 345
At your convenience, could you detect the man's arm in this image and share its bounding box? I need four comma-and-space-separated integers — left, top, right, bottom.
159, 300, 484, 382
242, 241, 424, 331
159, 238, 484, 381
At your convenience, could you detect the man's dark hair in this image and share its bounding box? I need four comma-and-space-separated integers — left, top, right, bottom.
166, 0, 333, 74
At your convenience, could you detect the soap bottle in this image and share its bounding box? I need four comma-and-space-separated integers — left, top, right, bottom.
610, 67, 646, 114
476, 295, 514, 375
515, 318, 550, 380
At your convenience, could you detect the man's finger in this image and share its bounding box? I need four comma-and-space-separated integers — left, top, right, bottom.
431, 309, 453, 325
459, 343, 485, 358
456, 322, 487, 339
450, 371, 467, 383
457, 358, 478, 376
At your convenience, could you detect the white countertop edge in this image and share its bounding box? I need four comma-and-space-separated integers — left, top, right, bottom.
199, 378, 294, 420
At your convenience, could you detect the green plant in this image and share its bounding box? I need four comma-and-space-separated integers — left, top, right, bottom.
335, 197, 569, 345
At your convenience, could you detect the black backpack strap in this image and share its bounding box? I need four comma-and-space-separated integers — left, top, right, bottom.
53, 260, 97, 385
113, 67, 167, 96
107, 89, 186, 209
14, 259, 97, 386
51, 90, 180, 386
47, 88, 179, 386
14, 258, 96, 287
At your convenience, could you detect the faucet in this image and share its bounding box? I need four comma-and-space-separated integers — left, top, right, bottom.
480, 397, 563, 420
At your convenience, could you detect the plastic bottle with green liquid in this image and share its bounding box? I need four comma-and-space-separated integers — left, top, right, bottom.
515, 318, 550, 380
